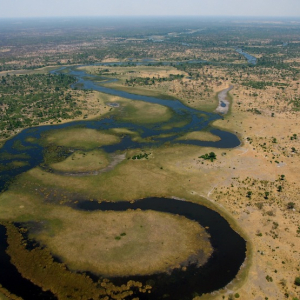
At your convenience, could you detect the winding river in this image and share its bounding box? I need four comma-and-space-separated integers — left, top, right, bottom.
0, 65, 246, 300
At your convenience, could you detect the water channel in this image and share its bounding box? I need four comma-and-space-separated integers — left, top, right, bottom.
235, 48, 257, 65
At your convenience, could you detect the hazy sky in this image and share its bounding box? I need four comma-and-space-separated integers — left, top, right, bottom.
1, 0, 300, 18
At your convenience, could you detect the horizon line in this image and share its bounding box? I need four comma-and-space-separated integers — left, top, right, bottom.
1, 15, 300, 20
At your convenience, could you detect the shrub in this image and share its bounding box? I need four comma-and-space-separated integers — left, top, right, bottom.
287, 202, 295, 209
266, 275, 273, 282
295, 277, 300, 286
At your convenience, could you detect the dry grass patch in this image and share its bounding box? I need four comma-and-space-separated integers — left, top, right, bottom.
33, 208, 212, 277
177, 131, 221, 142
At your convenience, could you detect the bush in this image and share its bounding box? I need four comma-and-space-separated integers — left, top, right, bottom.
266, 275, 273, 282
287, 202, 295, 209
295, 277, 300, 286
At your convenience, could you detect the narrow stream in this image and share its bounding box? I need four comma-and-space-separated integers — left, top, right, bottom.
236, 48, 257, 65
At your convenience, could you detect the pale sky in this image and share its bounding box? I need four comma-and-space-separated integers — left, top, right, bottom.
0, 0, 300, 18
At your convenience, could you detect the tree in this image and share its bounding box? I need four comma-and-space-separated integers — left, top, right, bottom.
294, 277, 300, 286
199, 152, 217, 162
246, 191, 252, 198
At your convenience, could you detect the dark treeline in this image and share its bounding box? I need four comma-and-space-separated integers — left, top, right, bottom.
0, 73, 79, 138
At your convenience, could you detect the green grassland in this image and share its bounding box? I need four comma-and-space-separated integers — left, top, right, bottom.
50, 150, 109, 173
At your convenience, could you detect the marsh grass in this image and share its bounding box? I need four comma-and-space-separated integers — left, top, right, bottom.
4, 222, 150, 299
0, 161, 29, 172
0, 286, 19, 300
50, 150, 109, 173
44, 128, 120, 150
115, 99, 172, 124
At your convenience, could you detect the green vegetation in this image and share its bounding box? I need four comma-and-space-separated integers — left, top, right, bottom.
247, 108, 262, 115
266, 275, 273, 282
42, 145, 71, 166
3, 221, 151, 299
0, 73, 78, 139
289, 97, 300, 111
131, 152, 150, 160
115, 99, 172, 124
0, 161, 29, 172
199, 152, 217, 162
125, 74, 184, 86
50, 150, 109, 173
290, 134, 298, 140
242, 81, 289, 90
294, 277, 300, 286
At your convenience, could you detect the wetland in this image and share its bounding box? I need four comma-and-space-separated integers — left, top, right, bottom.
0, 63, 246, 299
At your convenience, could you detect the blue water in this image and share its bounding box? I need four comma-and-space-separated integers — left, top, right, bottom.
236, 48, 257, 65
